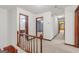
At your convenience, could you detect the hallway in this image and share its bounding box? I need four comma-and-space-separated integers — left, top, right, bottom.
42, 32, 79, 53
0, 5, 78, 53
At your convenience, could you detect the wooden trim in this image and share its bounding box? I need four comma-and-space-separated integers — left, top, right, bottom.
21, 33, 48, 41
19, 13, 29, 35
19, 13, 29, 36
36, 17, 43, 36
75, 11, 77, 47
18, 33, 46, 40
75, 6, 79, 12
36, 17, 43, 20
75, 6, 79, 48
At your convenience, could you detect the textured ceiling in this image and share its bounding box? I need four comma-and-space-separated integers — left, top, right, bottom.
0, 5, 70, 15
19, 5, 67, 15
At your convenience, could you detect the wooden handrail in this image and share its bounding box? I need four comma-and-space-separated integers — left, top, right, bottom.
17, 31, 43, 53
18, 32, 44, 40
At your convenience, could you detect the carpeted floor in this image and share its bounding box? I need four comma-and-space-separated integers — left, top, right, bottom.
42, 31, 79, 53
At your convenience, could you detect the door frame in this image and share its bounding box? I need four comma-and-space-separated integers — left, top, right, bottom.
75, 6, 79, 47
58, 21, 60, 33
36, 17, 43, 37
17, 13, 29, 46
19, 13, 29, 34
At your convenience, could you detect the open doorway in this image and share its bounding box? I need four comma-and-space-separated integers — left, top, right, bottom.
19, 13, 28, 35
52, 16, 65, 41
58, 21, 64, 33
57, 19, 65, 41
36, 17, 43, 37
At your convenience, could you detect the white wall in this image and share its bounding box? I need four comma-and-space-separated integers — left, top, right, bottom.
35, 12, 53, 40
0, 8, 9, 48
7, 7, 36, 46
65, 6, 77, 45
52, 16, 58, 37
0, 7, 36, 47
7, 9, 17, 45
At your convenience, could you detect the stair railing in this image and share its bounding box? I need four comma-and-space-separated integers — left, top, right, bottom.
17, 31, 43, 53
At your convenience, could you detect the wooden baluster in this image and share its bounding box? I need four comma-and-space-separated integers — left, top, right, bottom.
25, 35, 27, 51
19, 34, 21, 48
29, 41, 31, 52
24, 35, 26, 52
33, 38, 35, 53
24, 35, 25, 51
27, 39, 28, 52
31, 37, 34, 53
31, 37, 35, 53
26, 38, 28, 51
40, 34, 43, 53
36, 38, 38, 53
23, 35, 24, 50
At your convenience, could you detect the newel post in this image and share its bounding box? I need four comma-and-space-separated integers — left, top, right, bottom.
40, 34, 43, 53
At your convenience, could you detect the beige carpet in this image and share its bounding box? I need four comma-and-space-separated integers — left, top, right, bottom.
42, 32, 79, 53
